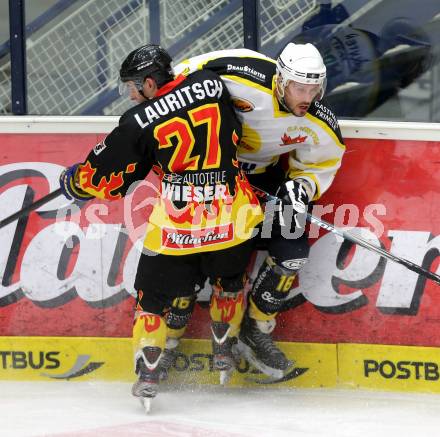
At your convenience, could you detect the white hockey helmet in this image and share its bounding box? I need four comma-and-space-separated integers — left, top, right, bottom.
276, 42, 327, 100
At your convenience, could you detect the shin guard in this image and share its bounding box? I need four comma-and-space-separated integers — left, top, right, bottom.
249, 256, 297, 322
209, 285, 245, 337
165, 295, 196, 344
209, 285, 246, 372
133, 312, 167, 372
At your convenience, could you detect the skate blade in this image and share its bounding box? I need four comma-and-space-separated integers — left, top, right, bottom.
140, 397, 152, 414
245, 366, 308, 384
220, 368, 234, 386
236, 339, 285, 379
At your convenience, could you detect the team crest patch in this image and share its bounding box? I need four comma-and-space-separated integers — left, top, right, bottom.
231, 97, 254, 112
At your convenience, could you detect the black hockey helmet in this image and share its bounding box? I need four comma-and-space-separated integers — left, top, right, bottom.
119, 44, 174, 94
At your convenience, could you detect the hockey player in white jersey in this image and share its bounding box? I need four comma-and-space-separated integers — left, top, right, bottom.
161, 43, 346, 381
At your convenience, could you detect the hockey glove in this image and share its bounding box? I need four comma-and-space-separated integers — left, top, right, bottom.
59, 163, 94, 201
275, 179, 311, 233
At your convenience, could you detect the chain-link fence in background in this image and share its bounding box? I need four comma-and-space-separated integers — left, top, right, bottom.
0, 0, 315, 116
4, 0, 437, 120
107, 0, 317, 115
1, 0, 149, 115
0, 60, 10, 115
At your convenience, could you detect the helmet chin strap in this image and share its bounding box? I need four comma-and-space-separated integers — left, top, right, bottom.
275, 76, 292, 113
278, 95, 290, 112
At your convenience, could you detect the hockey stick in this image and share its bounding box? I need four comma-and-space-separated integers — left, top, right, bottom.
251, 185, 440, 286
0, 188, 62, 229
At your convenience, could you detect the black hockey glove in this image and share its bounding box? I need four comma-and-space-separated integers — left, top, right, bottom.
274, 179, 311, 234
59, 163, 94, 201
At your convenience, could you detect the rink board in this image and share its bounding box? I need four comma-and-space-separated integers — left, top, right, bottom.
0, 336, 336, 388
338, 343, 440, 392
3, 336, 440, 393
2, 121, 440, 348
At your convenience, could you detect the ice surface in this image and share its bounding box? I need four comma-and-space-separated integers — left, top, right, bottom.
2, 382, 440, 437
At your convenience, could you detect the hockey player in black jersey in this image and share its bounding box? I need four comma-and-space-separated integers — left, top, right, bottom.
59, 44, 263, 411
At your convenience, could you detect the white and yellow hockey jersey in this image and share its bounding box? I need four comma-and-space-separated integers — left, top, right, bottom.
175, 49, 345, 200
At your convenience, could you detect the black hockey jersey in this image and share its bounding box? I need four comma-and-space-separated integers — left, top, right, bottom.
77, 70, 263, 255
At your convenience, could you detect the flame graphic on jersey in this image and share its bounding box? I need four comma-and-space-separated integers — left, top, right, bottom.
164, 183, 234, 225
158, 167, 259, 227
79, 161, 136, 200
232, 130, 239, 146
145, 164, 263, 254
236, 171, 260, 205
280, 133, 307, 146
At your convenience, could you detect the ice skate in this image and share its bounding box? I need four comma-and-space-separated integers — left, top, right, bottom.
211, 321, 239, 385
132, 346, 162, 414
237, 314, 292, 380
